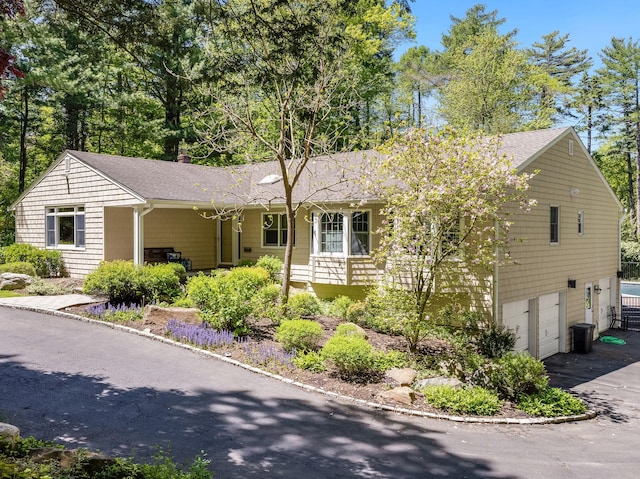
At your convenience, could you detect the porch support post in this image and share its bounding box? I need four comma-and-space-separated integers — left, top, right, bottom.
133, 206, 153, 267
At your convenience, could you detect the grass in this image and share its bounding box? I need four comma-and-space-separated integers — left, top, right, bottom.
0, 290, 21, 298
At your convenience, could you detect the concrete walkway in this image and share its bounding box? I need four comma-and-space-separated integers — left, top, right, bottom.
0, 294, 99, 310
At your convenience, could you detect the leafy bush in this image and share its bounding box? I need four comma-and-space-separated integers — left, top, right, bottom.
345, 300, 367, 323
0, 243, 64, 277
423, 385, 503, 416
251, 283, 283, 324
374, 349, 409, 371
321, 334, 375, 378
293, 350, 327, 372
335, 322, 367, 338
622, 240, 640, 263
348, 290, 405, 336
488, 352, 548, 401
83, 260, 184, 305
172, 296, 196, 308
328, 295, 354, 319
256, 255, 283, 282
286, 292, 322, 318
460, 310, 516, 359
275, 319, 324, 352
25, 278, 74, 296
186, 267, 270, 336
237, 258, 257, 267
0, 261, 36, 276
517, 387, 587, 417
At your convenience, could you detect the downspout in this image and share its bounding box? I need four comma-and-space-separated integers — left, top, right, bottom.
618, 209, 628, 308
133, 205, 154, 267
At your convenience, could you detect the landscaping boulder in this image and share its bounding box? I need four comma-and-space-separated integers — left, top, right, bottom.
142, 305, 201, 327
377, 386, 415, 406
0, 273, 33, 291
415, 376, 464, 390
0, 422, 20, 446
385, 367, 417, 387
29, 447, 115, 473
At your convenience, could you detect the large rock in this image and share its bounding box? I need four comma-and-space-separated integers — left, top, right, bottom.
0, 273, 33, 291
385, 367, 417, 387
142, 305, 201, 327
377, 386, 416, 406
415, 376, 464, 390
0, 422, 20, 446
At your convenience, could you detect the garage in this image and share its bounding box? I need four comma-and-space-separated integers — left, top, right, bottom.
538, 292, 560, 359
502, 299, 530, 353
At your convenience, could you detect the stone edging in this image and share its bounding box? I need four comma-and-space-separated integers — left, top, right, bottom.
3, 303, 597, 425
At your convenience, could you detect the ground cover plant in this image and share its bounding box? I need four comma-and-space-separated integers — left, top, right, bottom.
0, 435, 214, 479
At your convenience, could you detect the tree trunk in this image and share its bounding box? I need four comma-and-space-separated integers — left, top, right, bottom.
281, 195, 295, 303
19, 87, 28, 193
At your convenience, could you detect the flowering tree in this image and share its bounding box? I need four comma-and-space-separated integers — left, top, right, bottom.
366, 127, 535, 350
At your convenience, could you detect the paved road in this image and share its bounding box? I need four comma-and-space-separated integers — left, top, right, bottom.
2, 307, 640, 478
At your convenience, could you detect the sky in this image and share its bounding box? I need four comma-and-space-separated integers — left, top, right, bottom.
397, 0, 640, 66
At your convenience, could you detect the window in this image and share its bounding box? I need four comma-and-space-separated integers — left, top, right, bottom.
311, 210, 370, 256
46, 206, 85, 248
578, 211, 584, 235
262, 213, 294, 247
550, 206, 559, 244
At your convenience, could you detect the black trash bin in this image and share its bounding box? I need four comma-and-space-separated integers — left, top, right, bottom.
571, 323, 595, 353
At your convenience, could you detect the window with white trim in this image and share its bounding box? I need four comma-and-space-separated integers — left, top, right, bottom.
578, 210, 584, 236
311, 211, 370, 256
262, 213, 294, 247
46, 206, 85, 248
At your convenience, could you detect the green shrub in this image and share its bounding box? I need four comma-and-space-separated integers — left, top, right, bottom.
0, 243, 64, 277
287, 292, 322, 318
276, 319, 324, 352
459, 310, 516, 359
172, 296, 195, 308
488, 352, 548, 401
237, 258, 257, 267
517, 387, 587, 417
345, 300, 367, 323
0, 261, 36, 276
423, 385, 503, 416
186, 267, 270, 336
293, 350, 327, 372
83, 260, 184, 305
348, 290, 405, 336
256, 255, 283, 282
622, 240, 640, 263
251, 283, 284, 324
328, 295, 354, 319
321, 334, 375, 378
25, 278, 74, 296
374, 349, 410, 371
335, 322, 367, 338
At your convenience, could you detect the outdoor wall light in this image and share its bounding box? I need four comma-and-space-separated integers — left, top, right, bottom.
594, 285, 602, 294
570, 188, 580, 197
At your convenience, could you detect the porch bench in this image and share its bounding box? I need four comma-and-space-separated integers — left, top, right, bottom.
144, 247, 181, 264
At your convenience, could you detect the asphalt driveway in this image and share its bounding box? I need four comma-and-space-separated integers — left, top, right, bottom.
2, 306, 640, 478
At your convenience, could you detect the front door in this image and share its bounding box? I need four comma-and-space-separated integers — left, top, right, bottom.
220, 219, 233, 265
585, 282, 593, 324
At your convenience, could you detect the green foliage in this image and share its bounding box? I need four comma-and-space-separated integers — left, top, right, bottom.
0, 243, 64, 277
622, 240, 640, 263
172, 296, 195, 308
423, 385, 503, 416
517, 387, 587, 417
286, 292, 322, 318
328, 295, 354, 319
255, 255, 283, 283
374, 349, 410, 371
348, 290, 405, 336
487, 352, 549, 401
461, 310, 516, 359
335, 322, 367, 338
275, 319, 324, 352
321, 334, 376, 378
293, 350, 327, 372
25, 278, 74, 296
83, 260, 184, 305
186, 267, 270, 336
345, 300, 367, 323
0, 261, 36, 276
251, 283, 284, 324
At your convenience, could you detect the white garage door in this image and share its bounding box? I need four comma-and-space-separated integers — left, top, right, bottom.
503, 300, 529, 353
539, 292, 560, 359
598, 277, 611, 333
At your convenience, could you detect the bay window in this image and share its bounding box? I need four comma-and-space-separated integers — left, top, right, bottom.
311, 210, 370, 256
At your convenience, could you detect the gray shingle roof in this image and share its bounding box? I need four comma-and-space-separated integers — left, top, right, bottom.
67, 127, 572, 207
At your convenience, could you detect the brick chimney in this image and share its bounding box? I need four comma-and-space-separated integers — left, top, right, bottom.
177, 151, 191, 164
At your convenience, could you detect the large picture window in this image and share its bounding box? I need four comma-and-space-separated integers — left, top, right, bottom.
262, 213, 294, 247
311, 210, 370, 256
46, 206, 85, 248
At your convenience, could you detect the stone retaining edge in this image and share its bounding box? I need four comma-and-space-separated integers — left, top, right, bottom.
2, 303, 597, 425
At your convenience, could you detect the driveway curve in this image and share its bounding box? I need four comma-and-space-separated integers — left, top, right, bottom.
2, 307, 640, 478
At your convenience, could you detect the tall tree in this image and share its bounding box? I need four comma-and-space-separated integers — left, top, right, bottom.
395, 45, 441, 127
527, 31, 592, 122
0, 0, 25, 100
597, 37, 640, 237
195, 0, 412, 300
